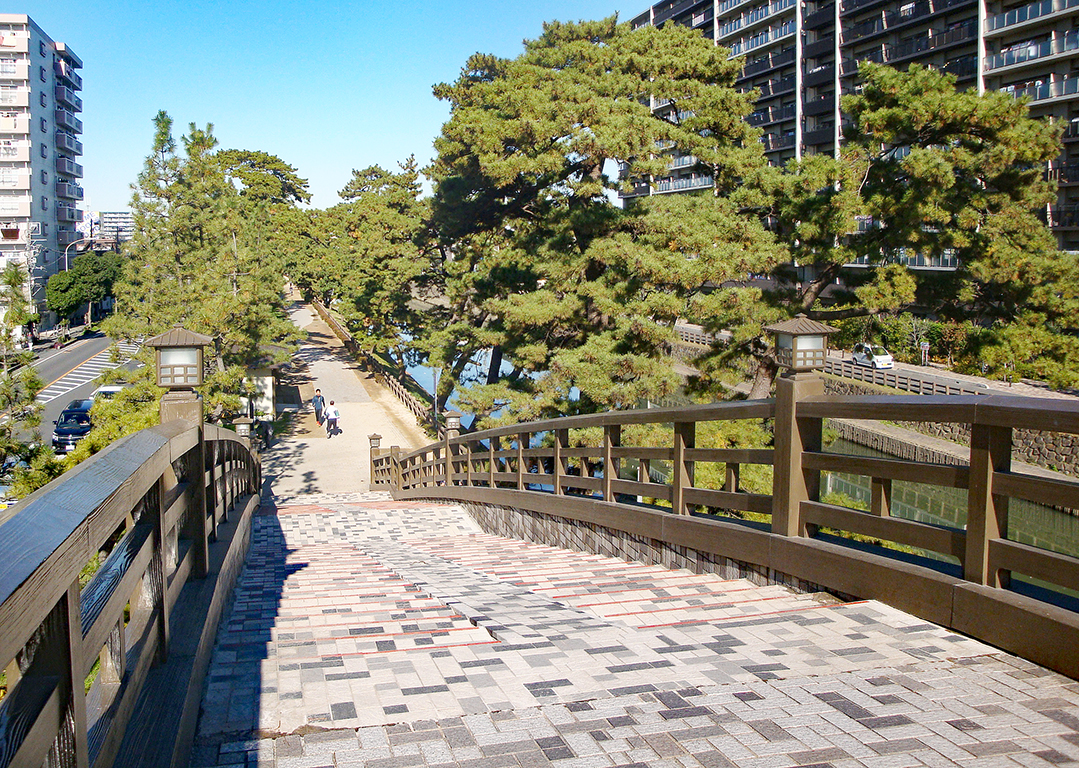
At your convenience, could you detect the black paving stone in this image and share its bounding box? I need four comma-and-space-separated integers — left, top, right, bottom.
660, 706, 713, 719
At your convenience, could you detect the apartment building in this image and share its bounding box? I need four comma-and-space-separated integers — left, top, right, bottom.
628, 0, 1079, 251
0, 14, 83, 321
96, 210, 134, 246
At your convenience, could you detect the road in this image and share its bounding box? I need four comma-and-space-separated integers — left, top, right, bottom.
31, 334, 141, 448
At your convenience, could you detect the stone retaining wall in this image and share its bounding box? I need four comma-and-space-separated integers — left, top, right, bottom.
823, 375, 1079, 476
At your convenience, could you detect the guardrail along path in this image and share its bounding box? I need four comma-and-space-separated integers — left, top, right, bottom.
192, 492, 1079, 768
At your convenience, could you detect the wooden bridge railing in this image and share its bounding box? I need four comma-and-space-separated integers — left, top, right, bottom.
372, 384, 1079, 679
0, 420, 259, 768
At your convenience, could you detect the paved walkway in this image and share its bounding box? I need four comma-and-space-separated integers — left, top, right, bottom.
190, 303, 1079, 767
259, 300, 430, 501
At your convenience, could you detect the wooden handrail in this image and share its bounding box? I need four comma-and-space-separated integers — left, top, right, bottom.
0, 421, 259, 768
372, 387, 1079, 679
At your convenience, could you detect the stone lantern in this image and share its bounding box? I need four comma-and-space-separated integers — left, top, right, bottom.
146, 324, 212, 425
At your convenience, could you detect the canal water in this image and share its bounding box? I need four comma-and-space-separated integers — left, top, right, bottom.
824, 438, 1079, 563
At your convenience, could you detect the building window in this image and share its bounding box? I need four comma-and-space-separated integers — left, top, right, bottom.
0, 60, 15, 75
39, 91, 46, 107
40, 144, 47, 158
39, 66, 45, 82
40, 117, 47, 133
39, 41, 46, 57
40, 196, 47, 211
0, 168, 15, 187
40, 169, 47, 183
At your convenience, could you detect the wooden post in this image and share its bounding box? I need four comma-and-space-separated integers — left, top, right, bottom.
771, 371, 825, 537
489, 437, 499, 488
603, 424, 621, 502
153, 476, 170, 664
390, 446, 402, 490
183, 435, 209, 579
671, 421, 695, 515
444, 427, 460, 486
965, 423, 1012, 586
63, 583, 90, 768
553, 429, 568, 496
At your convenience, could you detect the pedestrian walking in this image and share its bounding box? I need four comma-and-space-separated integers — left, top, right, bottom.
324, 400, 339, 438
312, 388, 325, 425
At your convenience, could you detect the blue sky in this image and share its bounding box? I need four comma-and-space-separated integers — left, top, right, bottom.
23, 0, 632, 212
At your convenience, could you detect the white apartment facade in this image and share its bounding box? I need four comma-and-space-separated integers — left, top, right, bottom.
0, 14, 83, 324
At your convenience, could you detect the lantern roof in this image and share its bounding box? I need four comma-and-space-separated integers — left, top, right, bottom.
145, 324, 213, 349
763, 314, 838, 336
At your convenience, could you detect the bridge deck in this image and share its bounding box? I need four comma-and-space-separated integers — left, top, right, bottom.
192, 492, 1079, 767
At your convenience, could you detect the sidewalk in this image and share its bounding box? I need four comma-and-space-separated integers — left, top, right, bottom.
258, 299, 431, 502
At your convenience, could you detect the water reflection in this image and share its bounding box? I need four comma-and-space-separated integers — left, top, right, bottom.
824, 438, 1079, 561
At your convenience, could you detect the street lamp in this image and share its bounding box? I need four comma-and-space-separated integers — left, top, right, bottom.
63, 236, 90, 271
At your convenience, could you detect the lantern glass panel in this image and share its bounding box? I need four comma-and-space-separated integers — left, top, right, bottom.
160, 347, 199, 367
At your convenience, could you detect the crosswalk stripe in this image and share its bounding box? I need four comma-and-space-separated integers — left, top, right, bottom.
37, 343, 142, 404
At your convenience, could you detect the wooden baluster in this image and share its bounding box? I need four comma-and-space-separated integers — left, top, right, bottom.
965, 423, 1012, 586
464, 441, 473, 487
725, 462, 740, 493
489, 437, 499, 488
871, 476, 891, 517
672, 421, 695, 515
517, 433, 527, 491
553, 429, 568, 496
603, 425, 621, 502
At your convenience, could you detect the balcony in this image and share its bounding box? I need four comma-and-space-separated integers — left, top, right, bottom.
0, 87, 28, 108
762, 132, 796, 151
56, 181, 84, 200
748, 102, 796, 125
756, 74, 797, 97
0, 199, 31, 219
654, 174, 714, 192
805, 4, 836, 28
804, 126, 837, 145
54, 109, 83, 134
0, 171, 31, 191
805, 95, 837, 116
54, 86, 82, 112
740, 47, 796, 78
730, 19, 796, 56
987, 0, 1079, 32
56, 229, 81, 246
55, 157, 84, 178
0, 141, 29, 162
987, 30, 1079, 72
805, 35, 836, 57
55, 131, 83, 155
56, 205, 82, 223
805, 64, 836, 87
53, 61, 82, 90
0, 114, 29, 135
1005, 76, 1079, 102
840, 20, 976, 76
0, 61, 29, 80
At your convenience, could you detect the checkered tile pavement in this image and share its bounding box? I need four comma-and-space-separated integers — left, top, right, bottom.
193, 493, 1079, 767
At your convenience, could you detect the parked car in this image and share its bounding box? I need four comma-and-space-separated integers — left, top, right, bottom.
852, 343, 894, 369
52, 398, 94, 454
91, 384, 124, 400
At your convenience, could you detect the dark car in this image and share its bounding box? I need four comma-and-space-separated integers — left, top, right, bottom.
52, 399, 94, 454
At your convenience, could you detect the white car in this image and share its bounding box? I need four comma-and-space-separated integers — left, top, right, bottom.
852, 342, 894, 369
